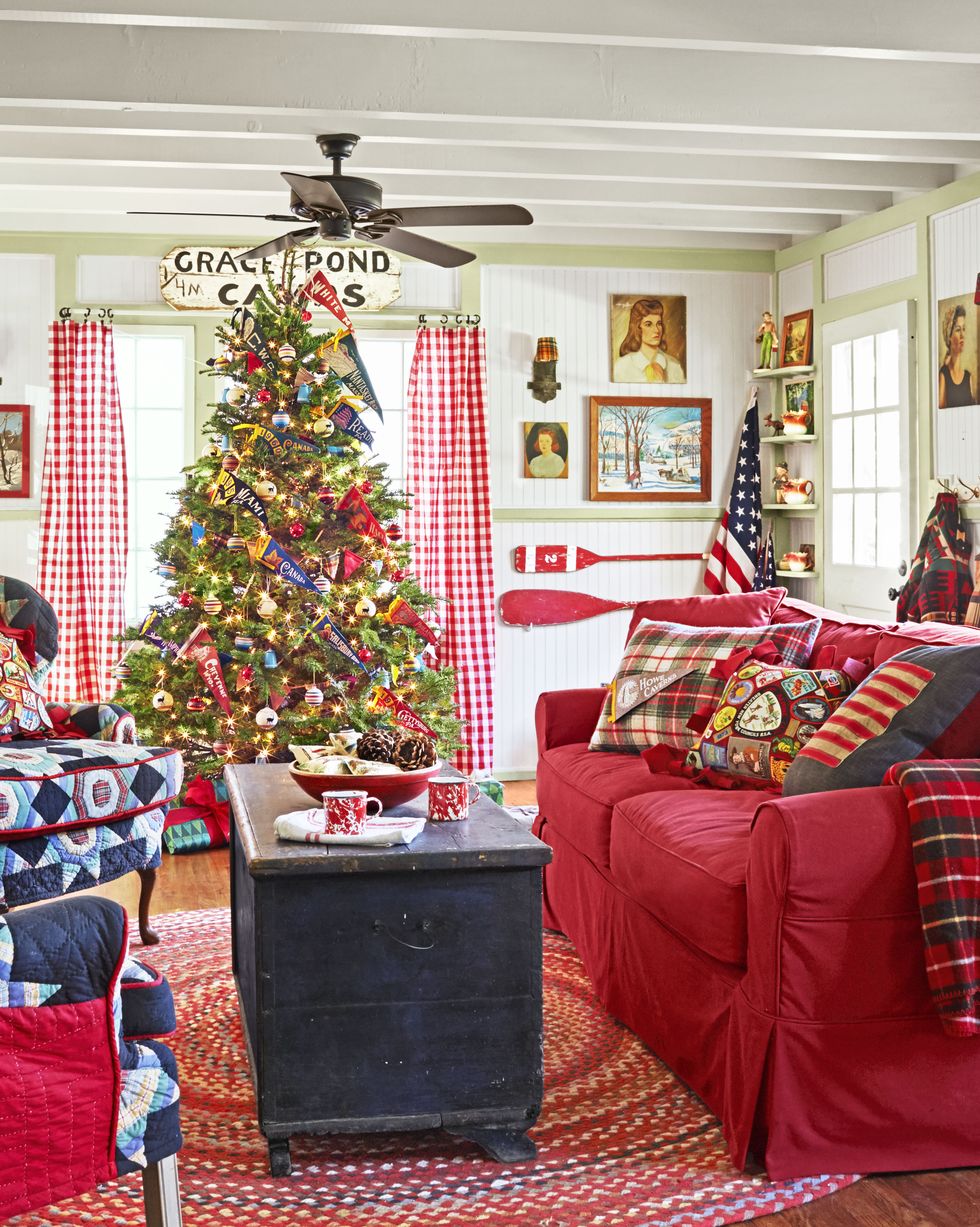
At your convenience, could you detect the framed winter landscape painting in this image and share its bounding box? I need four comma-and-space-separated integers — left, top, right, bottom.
0, 406, 30, 498
588, 396, 711, 502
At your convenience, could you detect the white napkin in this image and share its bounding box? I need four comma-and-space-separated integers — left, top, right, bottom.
274, 808, 426, 847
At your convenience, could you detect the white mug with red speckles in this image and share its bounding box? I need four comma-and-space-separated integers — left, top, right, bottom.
321, 789, 383, 836
427, 776, 481, 822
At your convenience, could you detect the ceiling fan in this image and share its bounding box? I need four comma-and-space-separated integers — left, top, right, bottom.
130, 133, 533, 268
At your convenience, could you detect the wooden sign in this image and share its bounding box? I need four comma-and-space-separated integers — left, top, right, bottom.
159, 245, 401, 312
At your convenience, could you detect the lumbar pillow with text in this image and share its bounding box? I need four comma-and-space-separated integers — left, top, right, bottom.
783, 643, 980, 795
0, 629, 53, 740
589, 617, 821, 754
694, 661, 857, 788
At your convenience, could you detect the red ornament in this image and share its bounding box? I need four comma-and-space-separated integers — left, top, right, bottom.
240, 664, 255, 684
391, 568, 408, 582
386, 523, 403, 542
178, 591, 193, 607
257, 388, 272, 404
301, 309, 313, 323
359, 480, 373, 494
317, 486, 336, 505
357, 647, 374, 664
289, 521, 305, 539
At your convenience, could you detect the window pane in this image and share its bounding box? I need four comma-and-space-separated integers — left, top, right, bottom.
852, 335, 876, 412
134, 337, 185, 409
854, 492, 876, 566
132, 410, 185, 478
115, 336, 136, 408
832, 417, 853, 489
853, 414, 876, 487
135, 552, 166, 620
358, 340, 406, 413
134, 480, 180, 552
373, 412, 406, 487
877, 492, 901, 568
832, 493, 853, 565
875, 329, 899, 408
831, 341, 852, 414
876, 410, 900, 487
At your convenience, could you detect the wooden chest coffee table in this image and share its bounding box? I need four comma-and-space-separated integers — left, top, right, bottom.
225, 763, 551, 1175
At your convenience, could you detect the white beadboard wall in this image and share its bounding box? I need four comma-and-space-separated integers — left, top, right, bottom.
932, 199, 980, 477
777, 262, 813, 315
823, 225, 917, 301
481, 262, 771, 773
0, 254, 54, 580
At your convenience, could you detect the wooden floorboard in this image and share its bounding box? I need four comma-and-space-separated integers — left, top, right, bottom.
79, 777, 980, 1225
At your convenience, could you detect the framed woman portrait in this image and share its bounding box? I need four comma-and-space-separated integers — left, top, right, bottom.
610, 294, 687, 384
937, 293, 978, 409
0, 405, 30, 498
589, 396, 711, 502
778, 310, 813, 367
523, 421, 569, 479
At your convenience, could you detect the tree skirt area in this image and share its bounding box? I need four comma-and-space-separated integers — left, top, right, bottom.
15, 909, 859, 1227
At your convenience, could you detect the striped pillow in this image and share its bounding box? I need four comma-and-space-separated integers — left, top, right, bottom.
783, 643, 980, 795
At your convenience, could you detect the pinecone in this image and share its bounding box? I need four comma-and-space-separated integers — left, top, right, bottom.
391, 730, 438, 771
357, 728, 398, 763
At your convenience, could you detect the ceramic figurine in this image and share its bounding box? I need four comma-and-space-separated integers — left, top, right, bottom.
755, 311, 778, 370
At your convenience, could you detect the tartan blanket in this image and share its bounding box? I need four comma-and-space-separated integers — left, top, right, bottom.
896, 491, 971, 624
886, 759, 980, 1036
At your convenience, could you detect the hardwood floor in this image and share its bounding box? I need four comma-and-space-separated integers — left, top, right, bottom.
82, 777, 980, 1225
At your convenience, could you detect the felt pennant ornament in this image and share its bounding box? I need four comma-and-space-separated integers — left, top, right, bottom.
323, 334, 383, 419
253, 531, 325, 598
191, 520, 206, 546
293, 365, 315, 388
246, 352, 263, 375
384, 596, 438, 646
235, 663, 254, 692
337, 548, 365, 580
329, 397, 374, 446
298, 270, 355, 333
369, 686, 437, 738
176, 624, 233, 716
232, 423, 318, 459
232, 306, 277, 374
336, 485, 388, 546
210, 471, 268, 526
308, 609, 369, 674
138, 611, 181, 656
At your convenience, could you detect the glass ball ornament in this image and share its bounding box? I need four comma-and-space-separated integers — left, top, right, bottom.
221, 452, 240, 472
288, 521, 305, 539
304, 685, 324, 707
203, 596, 223, 615
234, 634, 254, 650
257, 388, 272, 404
301, 309, 313, 323
359, 480, 373, 495
255, 705, 279, 729
313, 417, 335, 438
386, 523, 403, 542
158, 561, 177, 578
202, 440, 222, 459
177, 590, 193, 608
114, 661, 131, 680
213, 739, 230, 755
257, 595, 278, 620
404, 653, 419, 672
213, 355, 231, 373
314, 576, 332, 593
152, 690, 174, 711
271, 410, 290, 430
317, 486, 336, 505
227, 534, 247, 552
226, 386, 246, 406
354, 597, 377, 618
278, 344, 296, 364
255, 481, 278, 501
186, 697, 206, 712
357, 647, 374, 665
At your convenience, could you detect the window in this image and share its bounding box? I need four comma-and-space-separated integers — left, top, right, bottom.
355, 332, 416, 484
114, 326, 194, 624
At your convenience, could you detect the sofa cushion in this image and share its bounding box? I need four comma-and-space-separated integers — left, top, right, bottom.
0, 740, 182, 836
610, 790, 762, 966
590, 618, 821, 755
625, 588, 786, 643
784, 643, 980, 796
537, 742, 697, 868
770, 595, 885, 665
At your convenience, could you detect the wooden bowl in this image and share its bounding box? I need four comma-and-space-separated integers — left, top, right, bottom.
288, 763, 440, 811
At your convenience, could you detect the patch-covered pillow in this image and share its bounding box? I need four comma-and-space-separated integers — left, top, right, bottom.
0, 631, 52, 738
589, 617, 821, 754
694, 661, 857, 788
783, 643, 980, 795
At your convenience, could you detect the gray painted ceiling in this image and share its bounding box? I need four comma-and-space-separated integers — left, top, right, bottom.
1, 1, 979, 253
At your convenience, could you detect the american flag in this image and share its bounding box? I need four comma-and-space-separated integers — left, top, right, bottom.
704, 395, 763, 593
754, 528, 777, 592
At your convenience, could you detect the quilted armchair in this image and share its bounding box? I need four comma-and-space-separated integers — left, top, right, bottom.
0, 577, 184, 944
0, 895, 182, 1223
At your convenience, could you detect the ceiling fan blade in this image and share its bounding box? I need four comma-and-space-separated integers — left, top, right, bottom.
366, 204, 534, 228
127, 211, 297, 221
239, 227, 318, 261
366, 226, 475, 268
281, 172, 348, 215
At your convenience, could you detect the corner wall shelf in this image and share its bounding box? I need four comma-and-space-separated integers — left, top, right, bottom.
762, 503, 819, 513
775, 569, 820, 580
752, 365, 815, 379
760, 434, 818, 445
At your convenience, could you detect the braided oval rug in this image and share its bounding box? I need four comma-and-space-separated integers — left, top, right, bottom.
18, 908, 858, 1226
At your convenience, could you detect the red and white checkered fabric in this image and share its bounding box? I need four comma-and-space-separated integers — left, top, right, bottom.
38, 321, 128, 703
405, 326, 494, 774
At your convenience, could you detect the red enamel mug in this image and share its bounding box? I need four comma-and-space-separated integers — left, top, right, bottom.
427, 776, 481, 822
321, 789, 383, 836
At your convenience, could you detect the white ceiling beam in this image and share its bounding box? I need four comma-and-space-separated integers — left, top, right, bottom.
0, 24, 977, 139
3, 0, 979, 63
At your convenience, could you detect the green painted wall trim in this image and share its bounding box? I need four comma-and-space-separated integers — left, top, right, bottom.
493, 506, 721, 522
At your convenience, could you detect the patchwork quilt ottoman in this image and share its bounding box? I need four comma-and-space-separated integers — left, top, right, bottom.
0, 740, 184, 944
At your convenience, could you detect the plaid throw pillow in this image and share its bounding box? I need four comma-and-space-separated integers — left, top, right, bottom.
589, 618, 821, 754
783, 643, 980, 795
694, 662, 855, 788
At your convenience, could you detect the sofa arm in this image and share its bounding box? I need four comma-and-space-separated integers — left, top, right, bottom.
742, 784, 931, 1022
59, 701, 137, 743
535, 688, 607, 753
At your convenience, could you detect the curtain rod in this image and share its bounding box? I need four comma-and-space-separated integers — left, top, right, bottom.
417, 313, 481, 326
58, 306, 114, 320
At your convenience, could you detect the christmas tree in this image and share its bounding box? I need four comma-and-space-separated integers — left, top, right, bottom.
115, 260, 462, 777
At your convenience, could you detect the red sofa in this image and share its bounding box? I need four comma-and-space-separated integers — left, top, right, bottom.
533, 594, 980, 1179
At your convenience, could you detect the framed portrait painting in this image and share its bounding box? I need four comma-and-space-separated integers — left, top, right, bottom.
779, 310, 813, 367
589, 396, 711, 502
937, 293, 979, 409
610, 294, 687, 384
0, 406, 30, 499
523, 421, 568, 479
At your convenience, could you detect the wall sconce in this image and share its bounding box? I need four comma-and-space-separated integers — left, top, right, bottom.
527, 336, 561, 403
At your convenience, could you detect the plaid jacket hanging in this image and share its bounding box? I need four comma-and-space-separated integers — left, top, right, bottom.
896, 492, 971, 624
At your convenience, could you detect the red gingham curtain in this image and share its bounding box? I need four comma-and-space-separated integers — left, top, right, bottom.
38, 320, 128, 702
405, 326, 495, 774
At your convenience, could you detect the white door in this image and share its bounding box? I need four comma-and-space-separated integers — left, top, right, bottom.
823, 302, 916, 621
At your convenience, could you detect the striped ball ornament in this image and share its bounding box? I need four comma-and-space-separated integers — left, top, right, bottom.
158, 561, 177, 578
114, 661, 131, 680
278, 344, 296, 363
213, 740, 230, 755
314, 576, 332, 593
203, 596, 223, 615
234, 635, 254, 651
186, 697, 206, 712
304, 686, 324, 707
226, 535, 247, 552
271, 410, 290, 430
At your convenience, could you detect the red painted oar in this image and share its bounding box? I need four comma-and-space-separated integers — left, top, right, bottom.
514, 545, 706, 573
500, 589, 641, 627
